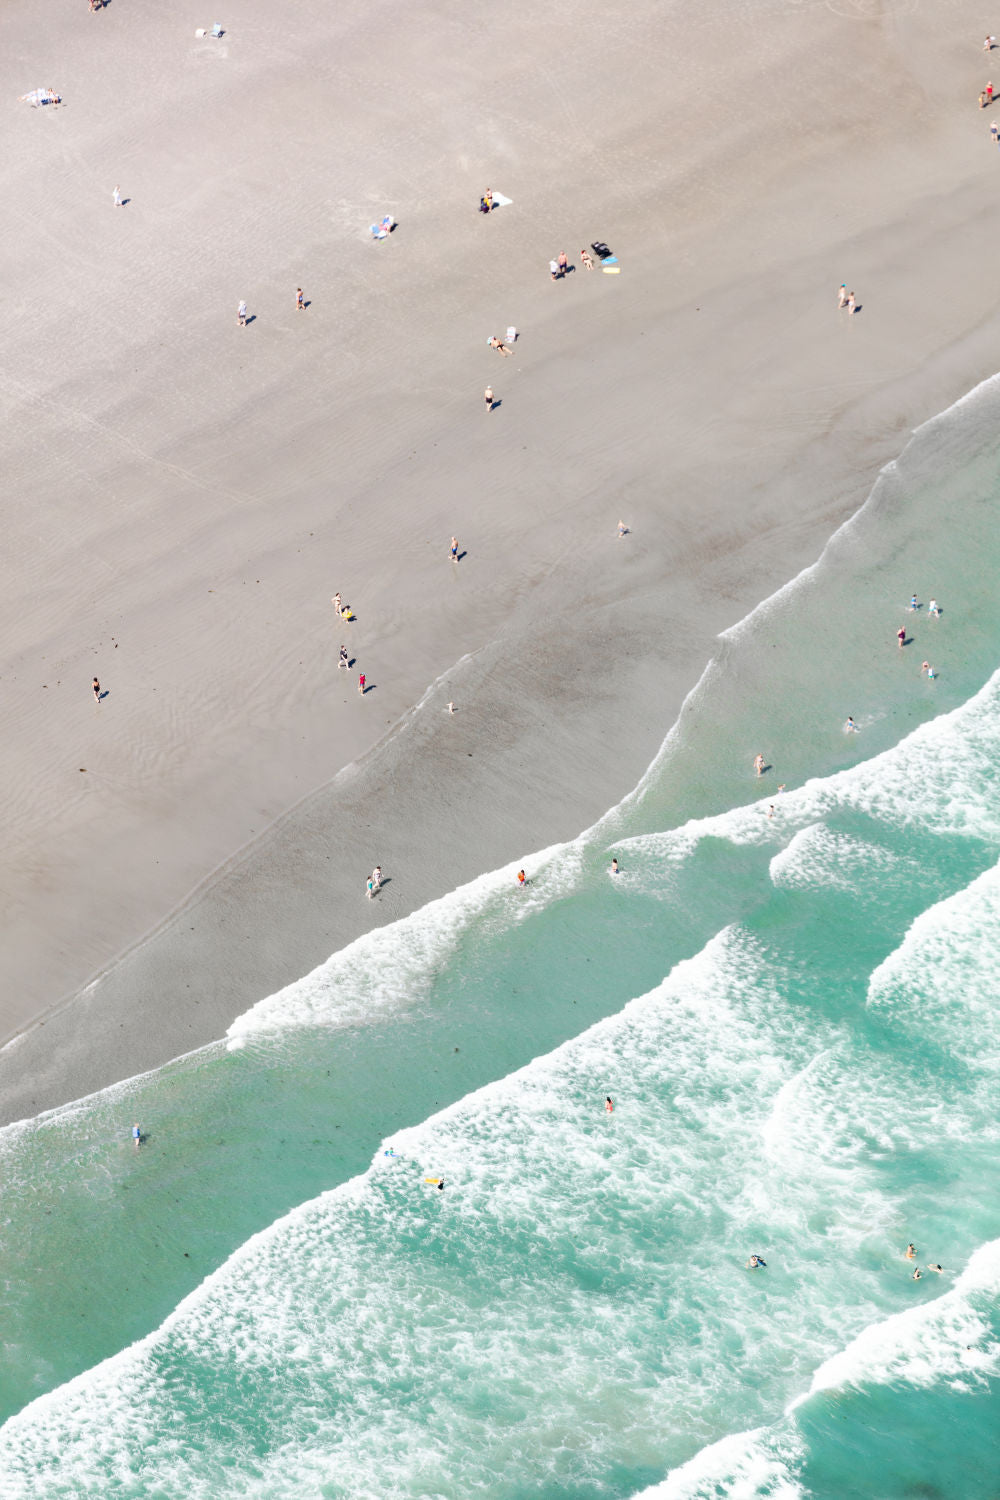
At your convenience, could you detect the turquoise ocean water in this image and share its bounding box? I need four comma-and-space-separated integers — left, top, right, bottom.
1, 379, 1000, 1497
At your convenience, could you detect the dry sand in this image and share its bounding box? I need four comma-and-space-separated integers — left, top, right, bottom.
1, 0, 998, 1121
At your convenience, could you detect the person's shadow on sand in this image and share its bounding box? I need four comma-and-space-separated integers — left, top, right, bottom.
456, 550, 468, 563
487, 398, 502, 412
361, 683, 375, 694
245, 314, 257, 326
97, 689, 110, 701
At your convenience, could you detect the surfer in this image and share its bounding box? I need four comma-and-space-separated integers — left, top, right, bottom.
746, 1254, 766, 1269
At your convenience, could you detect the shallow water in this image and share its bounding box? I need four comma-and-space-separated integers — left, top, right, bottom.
2, 379, 1000, 1496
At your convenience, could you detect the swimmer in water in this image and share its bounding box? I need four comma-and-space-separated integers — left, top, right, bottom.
927, 1263, 943, 1273
753, 753, 765, 777
132, 1123, 142, 1150
746, 1254, 766, 1269
911, 1267, 922, 1280
517, 869, 526, 886
768, 805, 775, 818
845, 716, 858, 732
905, 1243, 916, 1259
605, 1096, 614, 1113
610, 857, 620, 874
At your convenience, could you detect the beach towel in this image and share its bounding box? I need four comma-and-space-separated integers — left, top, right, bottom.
20, 88, 60, 107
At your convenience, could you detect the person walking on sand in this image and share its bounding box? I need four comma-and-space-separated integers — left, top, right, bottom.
484, 386, 494, 411
372, 865, 382, 890
847, 292, 857, 315
338, 644, 348, 669
450, 536, 459, 562
897, 626, 906, 649
986, 36, 995, 51
753, 753, 765, 777
296, 287, 305, 311
988, 81, 995, 105
358, 672, 366, 694
991, 121, 999, 145
367, 876, 375, 899
92, 676, 101, 703
113, 184, 122, 207
838, 283, 849, 308
237, 299, 248, 327
332, 592, 342, 617
980, 90, 988, 109
581, 248, 594, 270
557, 251, 569, 276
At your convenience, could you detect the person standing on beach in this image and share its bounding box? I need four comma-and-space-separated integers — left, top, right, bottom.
92, 676, 101, 703
557, 251, 569, 276
988, 81, 995, 105
838, 284, 849, 308
928, 597, 940, 616
358, 672, 366, 694
847, 292, 857, 315
338, 645, 348, 669
296, 287, 305, 311
237, 300, 248, 327
753, 753, 765, 777
113, 184, 122, 207
372, 865, 382, 890
332, 592, 342, 617
484, 386, 494, 411
367, 877, 375, 899
450, 536, 459, 562
991, 121, 999, 145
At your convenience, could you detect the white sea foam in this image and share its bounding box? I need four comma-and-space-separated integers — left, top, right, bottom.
633, 1425, 805, 1499
226, 839, 585, 1042
768, 823, 904, 892
0, 927, 865, 1497
618, 667, 1000, 870
794, 1237, 1000, 1405
867, 858, 1000, 1070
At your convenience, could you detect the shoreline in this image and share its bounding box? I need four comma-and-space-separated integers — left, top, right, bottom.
2, 0, 1000, 1120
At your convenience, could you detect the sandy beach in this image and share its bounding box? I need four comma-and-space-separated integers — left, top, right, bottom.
1, 0, 998, 1123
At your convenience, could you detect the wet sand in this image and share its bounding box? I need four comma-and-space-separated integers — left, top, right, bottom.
1, 0, 998, 1121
